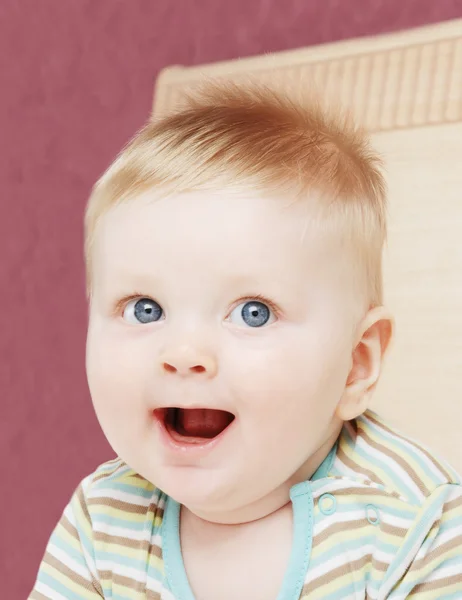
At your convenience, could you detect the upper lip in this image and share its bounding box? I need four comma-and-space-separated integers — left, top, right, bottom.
150, 399, 235, 413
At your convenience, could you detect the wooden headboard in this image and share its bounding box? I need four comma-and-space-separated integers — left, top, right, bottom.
153, 19, 462, 471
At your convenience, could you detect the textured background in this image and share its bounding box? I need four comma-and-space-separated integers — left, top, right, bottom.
1, 1, 461, 596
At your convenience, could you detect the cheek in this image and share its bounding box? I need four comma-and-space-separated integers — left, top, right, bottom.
86, 321, 152, 417
225, 323, 351, 420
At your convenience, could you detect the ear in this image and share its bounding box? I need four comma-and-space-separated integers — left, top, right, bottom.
336, 306, 394, 421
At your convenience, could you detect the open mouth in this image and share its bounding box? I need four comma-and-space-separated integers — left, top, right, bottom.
154, 407, 235, 443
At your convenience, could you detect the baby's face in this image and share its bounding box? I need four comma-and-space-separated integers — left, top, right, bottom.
87, 189, 360, 523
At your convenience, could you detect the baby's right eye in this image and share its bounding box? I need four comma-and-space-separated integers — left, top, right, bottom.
122, 298, 164, 325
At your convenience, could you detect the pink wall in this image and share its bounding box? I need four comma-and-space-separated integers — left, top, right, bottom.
1, 0, 461, 595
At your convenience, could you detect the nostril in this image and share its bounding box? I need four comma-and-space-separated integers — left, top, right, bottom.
160, 358, 213, 376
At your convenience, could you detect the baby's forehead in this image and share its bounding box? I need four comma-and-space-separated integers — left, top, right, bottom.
92, 190, 358, 304
105, 187, 333, 235
97, 189, 346, 263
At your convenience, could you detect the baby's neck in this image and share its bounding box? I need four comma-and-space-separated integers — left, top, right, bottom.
180, 499, 294, 600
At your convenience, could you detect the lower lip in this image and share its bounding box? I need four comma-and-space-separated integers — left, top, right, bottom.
152, 411, 235, 456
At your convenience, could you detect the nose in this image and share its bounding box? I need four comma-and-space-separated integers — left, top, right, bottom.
159, 345, 218, 378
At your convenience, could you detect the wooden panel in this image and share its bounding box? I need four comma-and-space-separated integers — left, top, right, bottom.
153, 19, 462, 471
153, 20, 462, 130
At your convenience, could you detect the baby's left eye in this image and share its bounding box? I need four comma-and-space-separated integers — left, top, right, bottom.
228, 300, 276, 328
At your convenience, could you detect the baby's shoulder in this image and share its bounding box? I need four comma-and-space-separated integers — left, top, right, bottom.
78, 457, 164, 522
331, 410, 461, 506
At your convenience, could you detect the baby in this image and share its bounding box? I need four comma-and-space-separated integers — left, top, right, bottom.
30, 83, 462, 600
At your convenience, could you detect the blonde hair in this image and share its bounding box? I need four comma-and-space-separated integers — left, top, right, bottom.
85, 81, 387, 305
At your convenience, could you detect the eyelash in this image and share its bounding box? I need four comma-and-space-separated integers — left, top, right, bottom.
113, 293, 282, 319
227, 294, 282, 319
113, 292, 147, 317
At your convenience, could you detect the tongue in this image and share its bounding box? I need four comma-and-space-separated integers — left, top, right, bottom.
176, 408, 233, 439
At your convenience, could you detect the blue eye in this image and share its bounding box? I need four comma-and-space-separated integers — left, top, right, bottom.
229, 300, 275, 328
123, 298, 163, 324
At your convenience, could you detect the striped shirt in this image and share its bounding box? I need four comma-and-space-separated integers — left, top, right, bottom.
29, 410, 462, 599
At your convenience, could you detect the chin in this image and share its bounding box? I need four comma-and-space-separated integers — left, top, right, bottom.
156, 466, 238, 513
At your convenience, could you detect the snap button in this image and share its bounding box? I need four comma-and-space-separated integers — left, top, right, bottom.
319, 493, 337, 515
366, 504, 380, 526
